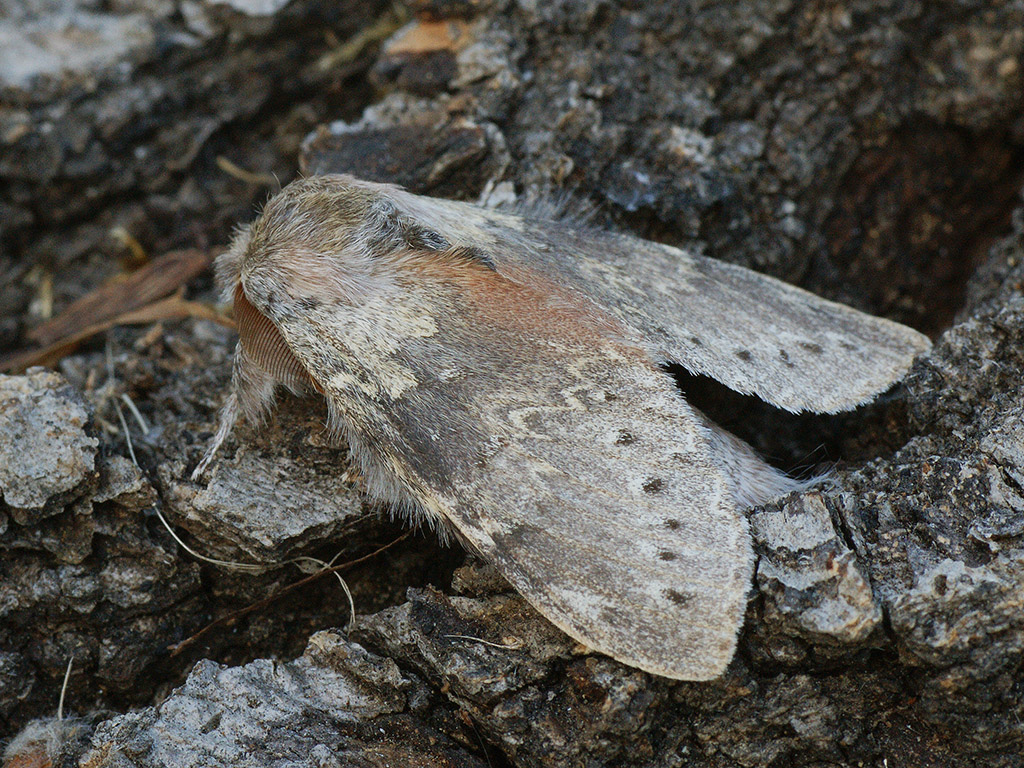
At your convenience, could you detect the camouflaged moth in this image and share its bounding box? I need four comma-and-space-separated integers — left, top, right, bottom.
194, 174, 929, 680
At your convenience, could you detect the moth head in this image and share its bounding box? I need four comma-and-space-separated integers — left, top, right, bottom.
211, 176, 398, 409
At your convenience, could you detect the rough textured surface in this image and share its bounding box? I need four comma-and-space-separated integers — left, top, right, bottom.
2, 0, 1024, 765
159, 403, 369, 563
0, 347, 454, 744
0, 0, 385, 349
751, 492, 883, 658
0, 369, 97, 521
75, 630, 487, 768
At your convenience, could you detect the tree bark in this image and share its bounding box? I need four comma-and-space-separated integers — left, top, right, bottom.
2, 0, 1023, 766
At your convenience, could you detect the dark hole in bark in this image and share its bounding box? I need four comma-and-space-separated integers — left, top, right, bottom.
666, 364, 914, 476
819, 125, 1024, 337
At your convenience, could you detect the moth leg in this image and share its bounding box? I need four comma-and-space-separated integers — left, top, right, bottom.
191, 391, 237, 480
192, 342, 278, 481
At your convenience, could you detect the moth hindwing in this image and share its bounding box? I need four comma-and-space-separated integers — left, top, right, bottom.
198, 174, 930, 680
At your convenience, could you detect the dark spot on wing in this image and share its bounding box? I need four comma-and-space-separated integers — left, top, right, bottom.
735, 349, 752, 362
658, 551, 677, 561
840, 341, 858, 352
616, 430, 635, 445
799, 341, 824, 354
643, 478, 665, 493
296, 297, 321, 311
664, 588, 692, 607
690, 335, 703, 346
493, 521, 547, 550
779, 349, 795, 367
599, 605, 629, 626
664, 519, 682, 530
604, 391, 619, 401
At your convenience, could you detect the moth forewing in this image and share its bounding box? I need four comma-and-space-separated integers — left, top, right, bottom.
196, 174, 931, 680
377, 185, 932, 414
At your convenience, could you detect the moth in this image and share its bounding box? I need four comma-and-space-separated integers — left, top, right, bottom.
194, 174, 930, 681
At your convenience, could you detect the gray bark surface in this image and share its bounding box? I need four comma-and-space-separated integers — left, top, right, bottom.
2, 0, 1023, 766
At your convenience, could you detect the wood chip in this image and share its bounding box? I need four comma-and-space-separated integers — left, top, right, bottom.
1, 295, 233, 373
28, 249, 214, 347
